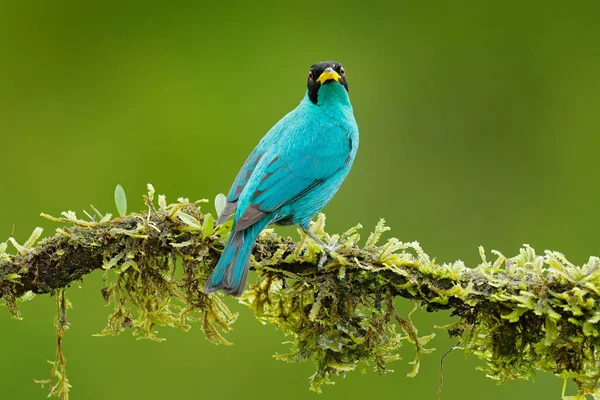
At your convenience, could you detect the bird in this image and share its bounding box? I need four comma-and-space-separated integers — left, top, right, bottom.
204, 60, 359, 296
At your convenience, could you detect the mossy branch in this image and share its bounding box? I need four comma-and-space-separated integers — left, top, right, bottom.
2, 185, 600, 399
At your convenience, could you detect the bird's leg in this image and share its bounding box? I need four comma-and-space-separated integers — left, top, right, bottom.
302, 227, 341, 268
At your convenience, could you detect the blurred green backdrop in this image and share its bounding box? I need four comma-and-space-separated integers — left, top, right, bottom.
1, 1, 599, 399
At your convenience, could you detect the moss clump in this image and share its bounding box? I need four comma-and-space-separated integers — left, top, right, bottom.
243, 218, 434, 392
2, 185, 600, 399
34, 288, 71, 399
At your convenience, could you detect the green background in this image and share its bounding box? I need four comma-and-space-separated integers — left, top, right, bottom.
1, 1, 599, 399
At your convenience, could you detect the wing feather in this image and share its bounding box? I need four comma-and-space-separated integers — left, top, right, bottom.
235, 143, 351, 230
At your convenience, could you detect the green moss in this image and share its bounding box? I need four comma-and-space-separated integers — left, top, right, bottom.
243, 215, 434, 392
2, 186, 600, 399
34, 289, 71, 400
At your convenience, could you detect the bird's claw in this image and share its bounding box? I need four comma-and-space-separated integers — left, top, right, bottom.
302, 228, 342, 268
317, 242, 341, 269
318, 253, 328, 269
322, 243, 341, 253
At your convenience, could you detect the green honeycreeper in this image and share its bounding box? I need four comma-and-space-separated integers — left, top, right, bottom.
204, 61, 359, 296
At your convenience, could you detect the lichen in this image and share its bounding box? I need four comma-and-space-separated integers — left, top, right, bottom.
2, 185, 600, 399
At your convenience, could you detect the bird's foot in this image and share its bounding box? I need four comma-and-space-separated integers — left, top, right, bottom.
317, 243, 341, 268
318, 249, 344, 268
303, 227, 342, 268
321, 243, 341, 253
312, 236, 343, 268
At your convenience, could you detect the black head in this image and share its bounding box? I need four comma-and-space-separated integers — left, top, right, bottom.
307, 61, 349, 105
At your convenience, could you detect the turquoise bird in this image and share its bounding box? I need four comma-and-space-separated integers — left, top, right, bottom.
205, 61, 359, 296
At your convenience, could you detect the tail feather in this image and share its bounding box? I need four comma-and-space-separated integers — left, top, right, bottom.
204, 218, 270, 296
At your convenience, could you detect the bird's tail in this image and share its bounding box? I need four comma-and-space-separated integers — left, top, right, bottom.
204, 218, 270, 297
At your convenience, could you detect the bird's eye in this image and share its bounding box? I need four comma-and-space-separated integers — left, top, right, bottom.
308, 71, 314, 80
340, 67, 346, 76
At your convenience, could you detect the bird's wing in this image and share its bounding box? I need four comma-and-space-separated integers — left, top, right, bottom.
217, 147, 264, 224
227, 148, 264, 202
235, 135, 352, 231
217, 114, 294, 225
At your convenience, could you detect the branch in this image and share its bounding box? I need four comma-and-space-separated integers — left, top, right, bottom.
1, 185, 600, 399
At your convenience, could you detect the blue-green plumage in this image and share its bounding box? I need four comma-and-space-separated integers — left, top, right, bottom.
205, 61, 359, 296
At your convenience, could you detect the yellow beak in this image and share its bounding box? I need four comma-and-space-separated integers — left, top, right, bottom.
317, 68, 341, 84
